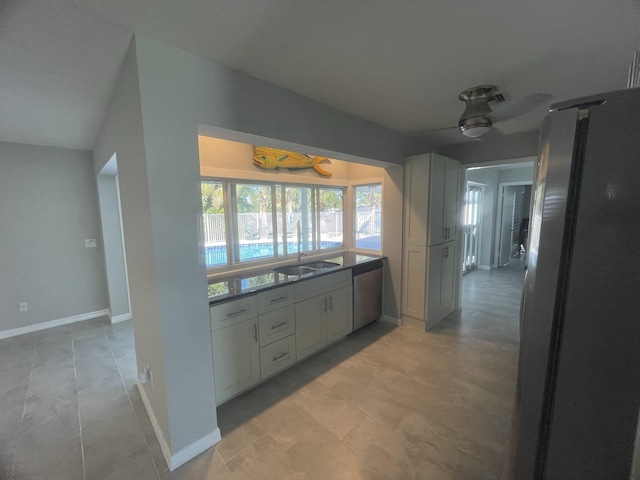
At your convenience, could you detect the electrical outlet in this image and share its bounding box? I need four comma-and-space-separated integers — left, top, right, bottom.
19, 302, 28, 312
138, 365, 152, 387
85, 239, 96, 248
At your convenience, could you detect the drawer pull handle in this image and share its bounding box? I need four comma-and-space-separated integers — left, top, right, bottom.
253, 323, 258, 342
272, 352, 289, 362
226, 308, 248, 318
271, 321, 288, 330
269, 295, 288, 303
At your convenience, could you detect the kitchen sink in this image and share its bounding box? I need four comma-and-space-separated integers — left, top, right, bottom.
273, 261, 340, 276
300, 261, 340, 270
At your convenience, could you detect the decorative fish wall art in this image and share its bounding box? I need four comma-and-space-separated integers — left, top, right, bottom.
252, 146, 332, 176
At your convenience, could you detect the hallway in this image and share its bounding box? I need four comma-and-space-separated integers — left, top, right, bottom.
0, 264, 524, 480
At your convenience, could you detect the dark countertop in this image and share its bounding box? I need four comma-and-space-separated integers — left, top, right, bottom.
208, 252, 385, 305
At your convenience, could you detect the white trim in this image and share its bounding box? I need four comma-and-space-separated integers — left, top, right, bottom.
169, 428, 221, 471
381, 315, 401, 326
477, 265, 491, 271
463, 156, 537, 170
0, 309, 110, 340
136, 381, 221, 472
137, 381, 172, 469
111, 313, 132, 324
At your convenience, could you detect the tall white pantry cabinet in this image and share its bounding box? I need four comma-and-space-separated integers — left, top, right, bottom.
401, 153, 461, 329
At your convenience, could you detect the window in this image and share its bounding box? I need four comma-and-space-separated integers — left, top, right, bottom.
202, 180, 343, 269
354, 184, 382, 251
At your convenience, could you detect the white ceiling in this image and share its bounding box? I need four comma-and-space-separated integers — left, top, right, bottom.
1, 0, 639, 151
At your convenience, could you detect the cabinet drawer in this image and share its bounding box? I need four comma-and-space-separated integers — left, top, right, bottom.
210, 295, 258, 331
260, 334, 296, 380
257, 285, 293, 314
259, 305, 295, 347
294, 269, 351, 303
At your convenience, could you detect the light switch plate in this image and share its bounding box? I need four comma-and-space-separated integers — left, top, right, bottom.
85, 239, 96, 248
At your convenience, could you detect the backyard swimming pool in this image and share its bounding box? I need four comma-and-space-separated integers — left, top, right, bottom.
205, 241, 342, 266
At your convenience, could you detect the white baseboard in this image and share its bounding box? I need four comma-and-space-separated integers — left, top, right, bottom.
381, 315, 402, 326
136, 381, 221, 472
0, 309, 111, 340
478, 265, 491, 271
170, 427, 221, 471
111, 313, 132, 324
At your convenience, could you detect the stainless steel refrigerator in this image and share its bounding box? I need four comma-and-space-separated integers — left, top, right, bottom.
505, 88, 640, 479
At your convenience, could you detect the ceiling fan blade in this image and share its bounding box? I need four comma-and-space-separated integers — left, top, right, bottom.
420, 125, 465, 146
490, 93, 553, 123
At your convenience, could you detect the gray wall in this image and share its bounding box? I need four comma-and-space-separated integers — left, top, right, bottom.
96, 173, 130, 319
93, 38, 174, 452
0, 141, 108, 333
93, 35, 428, 459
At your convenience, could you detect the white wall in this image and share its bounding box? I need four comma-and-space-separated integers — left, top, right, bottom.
199, 136, 353, 183
0, 141, 108, 334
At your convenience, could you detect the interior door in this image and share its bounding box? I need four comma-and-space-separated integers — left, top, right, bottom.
499, 187, 517, 267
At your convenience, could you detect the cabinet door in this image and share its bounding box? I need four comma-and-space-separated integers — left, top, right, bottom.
440, 242, 457, 311
402, 244, 427, 320
326, 286, 353, 343
428, 155, 446, 246
426, 242, 456, 328
295, 296, 327, 361
403, 155, 430, 246
426, 244, 444, 321
443, 158, 460, 237
212, 318, 260, 404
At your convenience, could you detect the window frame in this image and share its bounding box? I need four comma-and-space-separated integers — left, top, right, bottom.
352, 182, 383, 253
201, 177, 346, 274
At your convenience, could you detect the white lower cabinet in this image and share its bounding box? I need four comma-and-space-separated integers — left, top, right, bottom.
295, 295, 328, 361
211, 269, 355, 404
426, 241, 457, 328
211, 317, 260, 405
260, 334, 296, 380
295, 285, 352, 361
326, 286, 353, 343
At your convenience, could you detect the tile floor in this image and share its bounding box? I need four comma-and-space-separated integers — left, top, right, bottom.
0, 261, 523, 480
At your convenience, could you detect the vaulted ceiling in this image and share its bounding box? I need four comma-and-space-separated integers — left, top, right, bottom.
1, 0, 639, 151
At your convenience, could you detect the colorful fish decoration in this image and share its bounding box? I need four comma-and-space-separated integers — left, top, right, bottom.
252, 146, 332, 176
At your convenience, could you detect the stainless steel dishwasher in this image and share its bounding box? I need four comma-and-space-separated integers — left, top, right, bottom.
352, 260, 384, 331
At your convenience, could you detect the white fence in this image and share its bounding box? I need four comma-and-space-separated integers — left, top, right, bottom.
202, 212, 347, 245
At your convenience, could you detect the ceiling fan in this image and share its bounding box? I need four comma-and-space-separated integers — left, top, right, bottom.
423, 86, 552, 141
457, 85, 505, 138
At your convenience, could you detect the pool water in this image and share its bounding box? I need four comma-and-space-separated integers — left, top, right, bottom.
205, 241, 342, 267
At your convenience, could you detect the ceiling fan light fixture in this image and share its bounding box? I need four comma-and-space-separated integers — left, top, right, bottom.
459, 117, 493, 137
457, 85, 497, 138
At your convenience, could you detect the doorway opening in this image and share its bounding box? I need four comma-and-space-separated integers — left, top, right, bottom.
462, 182, 483, 274
97, 154, 131, 323
496, 183, 532, 268
456, 160, 534, 340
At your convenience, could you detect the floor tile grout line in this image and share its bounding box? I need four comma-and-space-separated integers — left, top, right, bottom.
71, 332, 87, 480
9, 332, 40, 480
101, 322, 164, 479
